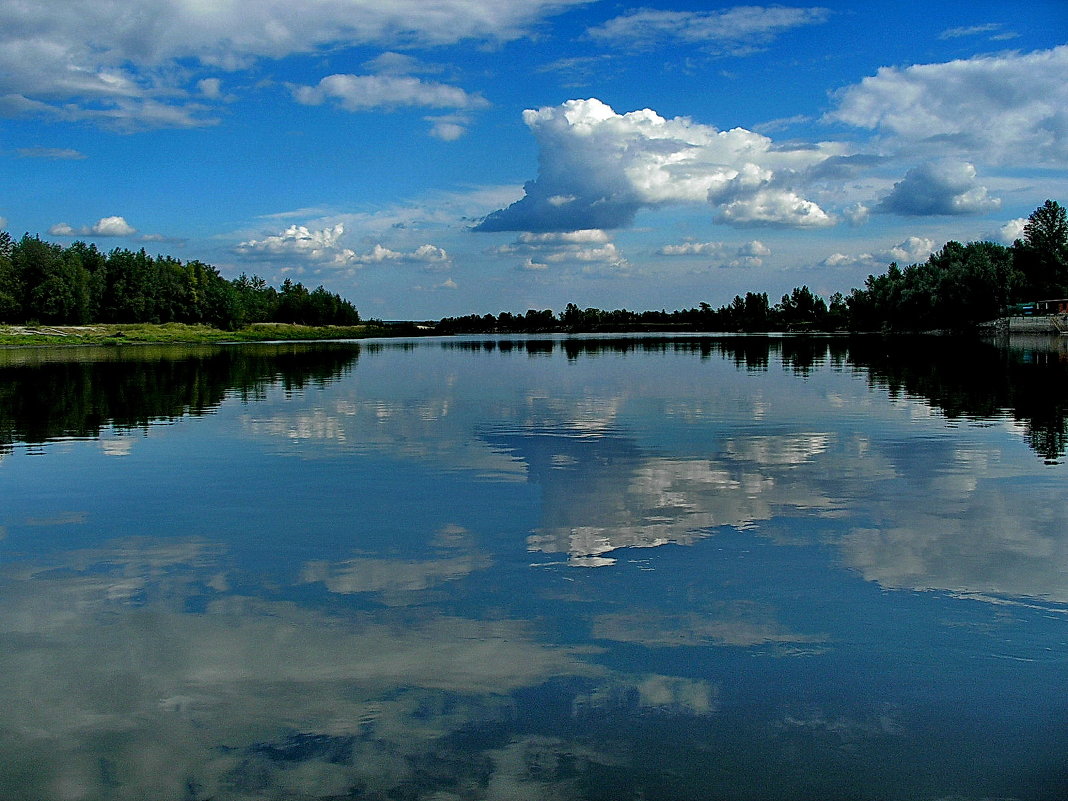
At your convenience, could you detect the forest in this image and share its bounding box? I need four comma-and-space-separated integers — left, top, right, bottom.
437, 200, 1068, 335
0, 233, 360, 329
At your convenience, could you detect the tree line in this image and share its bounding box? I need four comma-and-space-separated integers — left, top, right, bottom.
3, 200, 1063, 334
437, 200, 1068, 335
0, 234, 360, 329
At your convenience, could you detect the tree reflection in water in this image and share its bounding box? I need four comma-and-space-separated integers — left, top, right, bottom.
4, 334, 1065, 461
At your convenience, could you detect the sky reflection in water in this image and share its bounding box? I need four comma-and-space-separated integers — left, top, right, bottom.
0, 336, 1065, 800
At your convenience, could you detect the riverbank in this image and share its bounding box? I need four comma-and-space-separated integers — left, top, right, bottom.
977, 314, 1068, 335
0, 321, 397, 347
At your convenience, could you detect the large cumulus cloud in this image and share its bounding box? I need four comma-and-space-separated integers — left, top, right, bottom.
475, 98, 838, 233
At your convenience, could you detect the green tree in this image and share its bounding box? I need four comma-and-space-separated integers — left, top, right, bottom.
0, 231, 20, 321
232, 273, 278, 322
826, 292, 849, 330
276, 278, 310, 323
1024, 200, 1068, 261
778, 286, 826, 330
1016, 199, 1068, 298
66, 241, 107, 321
524, 308, 555, 330
0, 234, 361, 327
13, 235, 88, 323
846, 242, 1016, 331
204, 278, 244, 329
101, 248, 156, 322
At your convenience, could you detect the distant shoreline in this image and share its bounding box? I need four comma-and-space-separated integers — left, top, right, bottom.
0, 322, 396, 347
4, 318, 1064, 348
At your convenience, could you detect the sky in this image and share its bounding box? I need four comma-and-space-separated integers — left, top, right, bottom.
1, 0, 1066, 320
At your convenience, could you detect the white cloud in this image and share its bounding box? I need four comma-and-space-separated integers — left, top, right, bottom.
291, 74, 489, 112
196, 77, 222, 98
363, 51, 440, 75
821, 252, 856, 268
246, 186, 523, 265
17, 147, 86, 160
94, 215, 138, 236
587, 6, 830, 55
426, 114, 472, 141
237, 223, 348, 262
520, 229, 610, 244
236, 223, 449, 269
828, 46, 1068, 165
658, 241, 728, 257
938, 23, 1002, 40
739, 240, 772, 257
658, 238, 771, 267
877, 161, 1000, 216
476, 98, 839, 232
994, 217, 1027, 244
48, 216, 136, 237
497, 228, 628, 273
821, 235, 936, 269
0, 0, 585, 128
550, 243, 624, 263
717, 189, 834, 227
843, 202, 870, 226
430, 121, 465, 140
886, 236, 937, 263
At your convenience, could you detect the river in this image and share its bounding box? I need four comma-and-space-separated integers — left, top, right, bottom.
0, 333, 1065, 800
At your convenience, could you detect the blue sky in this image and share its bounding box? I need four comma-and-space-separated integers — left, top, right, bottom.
1, 0, 1066, 319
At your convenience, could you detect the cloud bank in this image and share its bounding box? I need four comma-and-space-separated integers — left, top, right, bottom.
495, 229, 629, 273
291, 74, 488, 112
290, 73, 489, 138
822, 236, 937, 269
587, 6, 830, 55
0, 0, 589, 128
659, 239, 771, 268
828, 45, 1068, 165
236, 223, 449, 269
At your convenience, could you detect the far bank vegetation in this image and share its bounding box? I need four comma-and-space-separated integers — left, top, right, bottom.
0, 235, 360, 330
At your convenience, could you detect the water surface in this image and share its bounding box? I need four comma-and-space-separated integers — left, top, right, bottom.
1, 335, 1065, 800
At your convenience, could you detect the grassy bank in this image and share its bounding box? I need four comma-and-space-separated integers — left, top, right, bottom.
0, 322, 396, 347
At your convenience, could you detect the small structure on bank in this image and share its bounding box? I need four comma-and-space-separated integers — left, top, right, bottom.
1004, 299, 1068, 333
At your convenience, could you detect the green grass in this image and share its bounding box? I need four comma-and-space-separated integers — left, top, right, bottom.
0, 322, 393, 347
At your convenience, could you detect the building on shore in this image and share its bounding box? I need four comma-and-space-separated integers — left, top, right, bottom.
996, 299, 1068, 333
1008, 298, 1068, 316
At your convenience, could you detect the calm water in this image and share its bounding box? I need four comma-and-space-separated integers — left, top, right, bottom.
0, 334, 1066, 801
